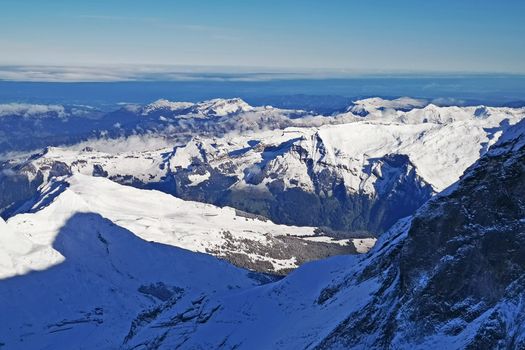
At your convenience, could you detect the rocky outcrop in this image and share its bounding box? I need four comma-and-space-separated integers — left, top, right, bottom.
318, 121, 525, 348
0, 162, 43, 217
0, 157, 71, 218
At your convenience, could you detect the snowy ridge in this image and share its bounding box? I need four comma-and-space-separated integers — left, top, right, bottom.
140, 99, 194, 115
27, 100, 524, 193
6, 98, 523, 235
0, 191, 262, 349
348, 96, 428, 116
170, 102, 522, 193
5, 174, 358, 274
140, 97, 254, 117
193, 98, 254, 116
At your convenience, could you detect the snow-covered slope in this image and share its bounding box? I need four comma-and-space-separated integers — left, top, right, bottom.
122, 115, 525, 350
0, 200, 263, 349
6, 174, 360, 274
0, 217, 34, 278
0, 172, 360, 348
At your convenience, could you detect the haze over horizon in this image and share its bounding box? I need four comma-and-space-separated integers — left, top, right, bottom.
1, 0, 525, 80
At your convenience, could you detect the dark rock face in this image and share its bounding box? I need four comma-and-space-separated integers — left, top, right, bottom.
397, 138, 525, 347
317, 127, 525, 348
138, 283, 184, 302
0, 158, 75, 218
92, 164, 108, 177
0, 163, 44, 218
167, 152, 433, 236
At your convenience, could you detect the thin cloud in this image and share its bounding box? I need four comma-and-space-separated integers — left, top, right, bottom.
78, 15, 130, 21
77, 15, 226, 33
0, 103, 67, 118
77, 14, 161, 23
0, 65, 357, 82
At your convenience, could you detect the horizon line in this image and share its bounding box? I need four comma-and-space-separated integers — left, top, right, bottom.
0, 64, 524, 83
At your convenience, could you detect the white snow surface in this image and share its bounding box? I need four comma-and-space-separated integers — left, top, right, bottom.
0, 184, 262, 349
4, 174, 328, 276
24, 100, 524, 203
349, 96, 428, 115
1, 99, 524, 349
0, 218, 34, 278
352, 237, 378, 253
141, 97, 254, 117
187, 171, 211, 186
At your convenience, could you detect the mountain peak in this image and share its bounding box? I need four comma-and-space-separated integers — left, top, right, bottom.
141, 99, 194, 114
194, 97, 254, 116
140, 97, 254, 117
348, 97, 428, 116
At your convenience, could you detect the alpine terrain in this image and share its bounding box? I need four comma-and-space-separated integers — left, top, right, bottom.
0, 98, 523, 349
2, 1, 524, 348
119, 112, 525, 349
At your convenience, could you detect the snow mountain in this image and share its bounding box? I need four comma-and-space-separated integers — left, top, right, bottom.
347, 96, 428, 116
4, 99, 522, 236
139, 97, 254, 117
3, 174, 364, 275
120, 114, 525, 349
0, 97, 353, 154
0, 99, 524, 349
0, 201, 263, 349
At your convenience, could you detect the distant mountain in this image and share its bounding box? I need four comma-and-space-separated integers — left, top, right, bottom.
0, 99, 524, 349
0, 98, 353, 154
347, 96, 428, 116
3, 99, 522, 236
121, 114, 525, 349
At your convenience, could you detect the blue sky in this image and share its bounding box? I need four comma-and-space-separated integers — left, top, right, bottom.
1, 0, 524, 73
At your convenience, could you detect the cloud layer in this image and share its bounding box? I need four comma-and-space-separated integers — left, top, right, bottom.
0, 103, 67, 118
0, 65, 433, 83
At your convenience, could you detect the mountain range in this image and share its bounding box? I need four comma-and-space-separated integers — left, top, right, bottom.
0, 97, 524, 349
120, 117, 525, 349
2, 97, 522, 235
